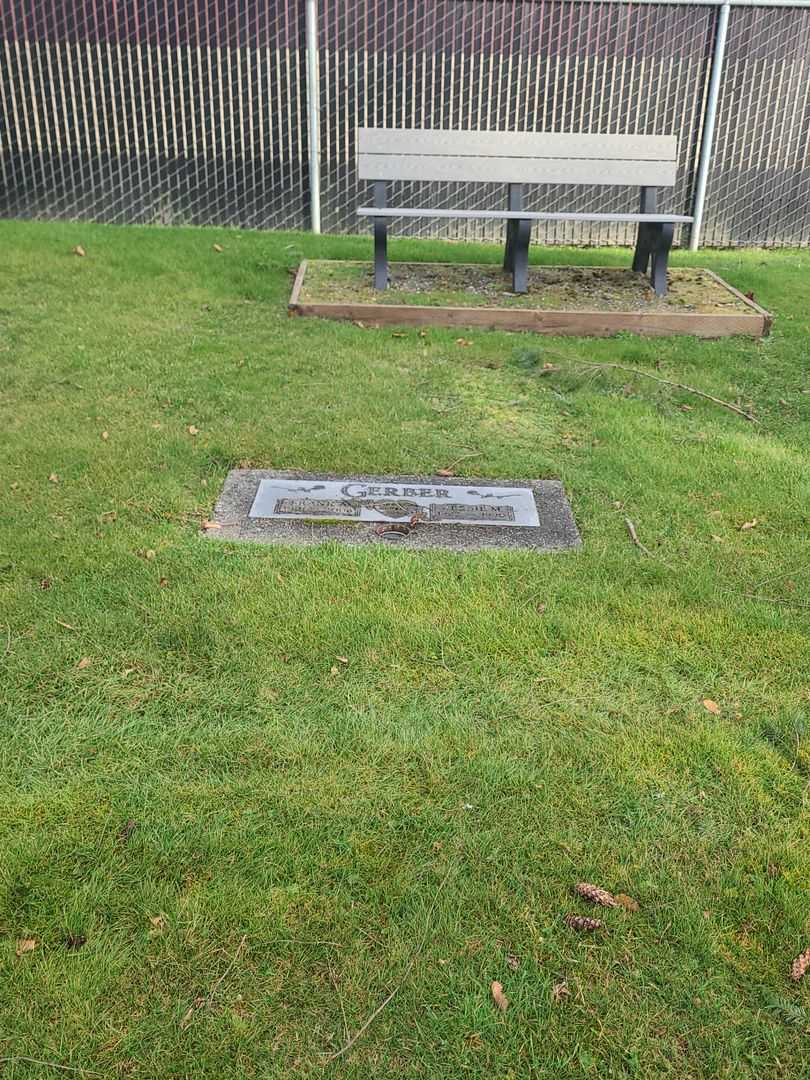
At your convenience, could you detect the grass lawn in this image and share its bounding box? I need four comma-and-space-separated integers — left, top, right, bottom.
1, 220, 809, 1079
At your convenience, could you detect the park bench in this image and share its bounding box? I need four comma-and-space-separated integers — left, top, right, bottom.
357, 129, 693, 297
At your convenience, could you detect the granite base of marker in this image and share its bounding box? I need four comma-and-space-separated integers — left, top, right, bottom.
207, 470, 581, 553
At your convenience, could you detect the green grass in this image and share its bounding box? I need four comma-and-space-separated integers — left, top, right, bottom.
1, 220, 809, 1079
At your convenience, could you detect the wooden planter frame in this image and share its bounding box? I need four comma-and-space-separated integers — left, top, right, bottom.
288, 260, 772, 339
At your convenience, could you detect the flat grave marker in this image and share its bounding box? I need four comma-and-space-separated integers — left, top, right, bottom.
208, 470, 580, 552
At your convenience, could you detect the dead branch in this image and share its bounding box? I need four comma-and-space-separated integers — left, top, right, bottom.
180, 935, 247, 1030
0, 1059, 100, 1077
625, 518, 653, 557
324, 867, 453, 1064
576, 360, 759, 422
744, 593, 810, 609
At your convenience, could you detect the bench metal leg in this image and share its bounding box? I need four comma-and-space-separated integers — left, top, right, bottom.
503, 183, 522, 273
632, 223, 654, 273
374, 220, 388, 290
512, 219, 531, 294
503, 220, 517, 272
650, 223, 674, 297
632, 186, 657, 274
373, 180, 388, 290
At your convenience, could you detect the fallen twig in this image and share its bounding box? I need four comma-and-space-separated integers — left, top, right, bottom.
437, 450, 483, 475
324, 867, 453, 1064
535, 348, 759, 423
625, 518, 653, 557
329, 964, 350, 1044
180, 934, 247, 1029
577, 360, 759, 422
0, 1058, 100, 1076
744, 593, 810, 609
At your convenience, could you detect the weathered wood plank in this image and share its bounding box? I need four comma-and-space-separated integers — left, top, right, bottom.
358, 129, 677, 162
358, 153, 676, 186
288, 262, 770, 339
358, 208, 693, 224
291, 300, 766, 340
288, 259, 308, 307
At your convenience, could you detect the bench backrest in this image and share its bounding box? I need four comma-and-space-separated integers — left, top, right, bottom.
358, 129, 677, 188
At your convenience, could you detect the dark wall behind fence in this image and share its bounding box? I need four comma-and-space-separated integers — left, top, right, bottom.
2, 1, 809, 247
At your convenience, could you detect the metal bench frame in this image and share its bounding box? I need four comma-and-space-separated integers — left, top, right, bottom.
357, 129, 693, 298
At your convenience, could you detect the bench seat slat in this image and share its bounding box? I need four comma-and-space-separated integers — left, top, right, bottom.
357, 208, 694, 224
358, 153, 676, 186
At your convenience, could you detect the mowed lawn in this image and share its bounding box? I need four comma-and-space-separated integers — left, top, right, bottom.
1, 220, 809, 1079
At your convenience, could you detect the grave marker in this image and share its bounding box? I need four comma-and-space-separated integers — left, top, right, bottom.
208, 471, 580, 552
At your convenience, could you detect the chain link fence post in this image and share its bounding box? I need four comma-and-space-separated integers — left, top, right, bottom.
689, 1, 731, 250
305, 0, 322, 233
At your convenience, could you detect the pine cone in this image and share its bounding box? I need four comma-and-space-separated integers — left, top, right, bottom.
574, 882, 617, 908
565, 914, 605, 932
790, 948, 810, 981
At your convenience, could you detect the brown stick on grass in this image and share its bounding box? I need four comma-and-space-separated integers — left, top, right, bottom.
180, 934, 247, 1030
625, 518, 653, 558
577, 360, 759, 423
324, 867, 453, 1064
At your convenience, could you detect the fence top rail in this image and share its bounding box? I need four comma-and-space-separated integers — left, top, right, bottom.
557, 0, 810, 6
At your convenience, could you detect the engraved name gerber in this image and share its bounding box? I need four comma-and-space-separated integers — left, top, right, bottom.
275, 490, 516, 524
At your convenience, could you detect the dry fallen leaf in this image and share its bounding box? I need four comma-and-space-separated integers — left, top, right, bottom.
213, 243, 224, 253
790, 947, 810, 981
149, 914, 166, 930
65, 934, 87, 951
118, 819, 137, 843
181, 998, 205, 1028
739, 518, 758, 531
159, 577, 169, 588
329, 665, 340, 676
614, 893, 641, 912
336, 656, 349, 665
201, 520, 222, 530
490, 980, 509, 1011
77, 657, 92, 670
187, 425, 200, 436
144, 549, 156, 560
552, 980, 570, 1003
16, 938, 37, 956
72, 245, 86, 257
455, 338, 472, 347
48, 473, 59, 484
702, 699, 721, 715
506, 953, 520, 971
437, 468, 455, 477
40, 578, 52, 590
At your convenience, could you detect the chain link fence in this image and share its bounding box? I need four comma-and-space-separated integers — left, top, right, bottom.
1, 1, 809, 247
